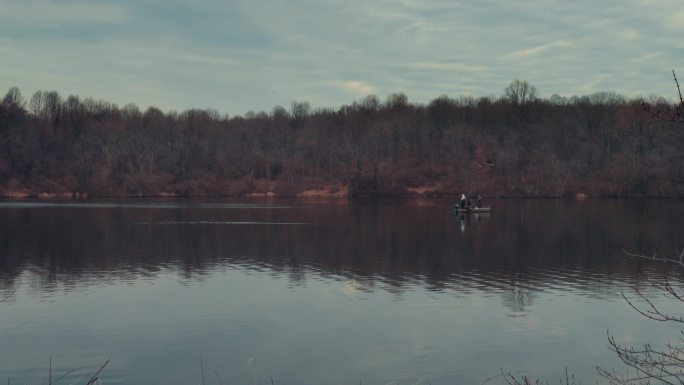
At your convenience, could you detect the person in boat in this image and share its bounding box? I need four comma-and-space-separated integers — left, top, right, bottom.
477, 195, 483, 208
460, 194, 467, 209
467, 198, 473, 208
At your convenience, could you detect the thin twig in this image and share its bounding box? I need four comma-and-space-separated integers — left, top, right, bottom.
602, 329, 684, 385
482, 372, 504, 385
674, 70, 683, 108
249, 357, 257, 385
621, 290, 676, 322
52, 366, 81, 384
0, 288, 17, 302
200, 353, 205, 385
624, 249, 684, 268
86, 355, 111, 385
214, 370, 223, 385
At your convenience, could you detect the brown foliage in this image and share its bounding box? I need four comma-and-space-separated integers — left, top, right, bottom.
0, 85, 683, 198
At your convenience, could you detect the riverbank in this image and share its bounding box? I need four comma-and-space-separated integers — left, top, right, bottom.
1, 179, 679, 199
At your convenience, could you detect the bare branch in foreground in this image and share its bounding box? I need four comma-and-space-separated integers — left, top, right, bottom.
624, 249, 684, 268
201, 353, 205, 385
598, 329, 684, 385
674, 69, 683, 108
497, 368, 579, 385
0, 287, 17, 302
500, 369, 546, 385
621, 286, 684, 324
52, 365, 82, 385
482, 372, 504, 385
641, 70, 684, 123
86, 355, 111, 385
616, 252, 684, 323
598, 247, 684, 385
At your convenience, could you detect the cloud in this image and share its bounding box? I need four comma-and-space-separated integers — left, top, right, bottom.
619, 28, 641, 42
576, 74, 612, 94
0, 1, 130, 27
505, 40, 574, 60
665, 10, 684, 31
0, 0, 681, 114
406, 62, 488, 73
334, 81, 375, 96
628, 51, 664, 63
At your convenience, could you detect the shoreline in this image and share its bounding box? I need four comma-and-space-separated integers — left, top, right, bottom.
1, 187, 680, 200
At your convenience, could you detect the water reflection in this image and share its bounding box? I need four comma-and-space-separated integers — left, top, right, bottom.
0, 199, 682, 294
1, 199, 683, 385
501, 283, 535, 313
455, 212, 491, 234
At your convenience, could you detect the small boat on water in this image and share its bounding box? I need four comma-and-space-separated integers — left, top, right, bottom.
453, 206, 491, 213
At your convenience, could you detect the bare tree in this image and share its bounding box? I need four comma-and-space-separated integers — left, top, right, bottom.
290, 101, 310, 131
504, 79, 538, 106
385, 93, 409, 111
2, 87, 24, 110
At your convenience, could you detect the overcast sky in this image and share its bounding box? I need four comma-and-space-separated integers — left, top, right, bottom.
0, 0, 682, 115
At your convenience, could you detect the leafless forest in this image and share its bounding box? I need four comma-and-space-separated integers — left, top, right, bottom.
1, 81, 682, 198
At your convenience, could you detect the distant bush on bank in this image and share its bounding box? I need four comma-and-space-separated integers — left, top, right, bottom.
1, 82, 683, 198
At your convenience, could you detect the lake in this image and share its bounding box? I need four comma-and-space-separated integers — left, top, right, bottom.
1, 198, 683, 385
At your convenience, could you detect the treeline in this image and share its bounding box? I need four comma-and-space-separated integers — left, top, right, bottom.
0, 81, 683, 198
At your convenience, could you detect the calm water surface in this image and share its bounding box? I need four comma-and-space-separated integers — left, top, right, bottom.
0, 198, 683, 385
